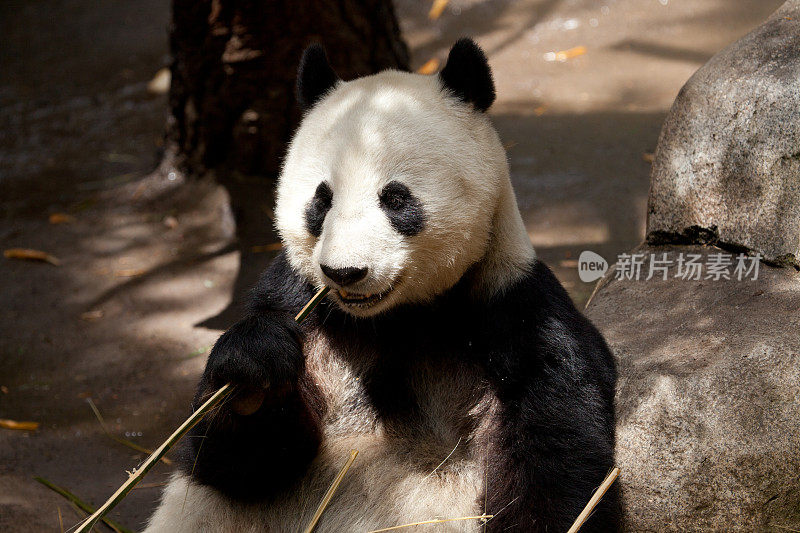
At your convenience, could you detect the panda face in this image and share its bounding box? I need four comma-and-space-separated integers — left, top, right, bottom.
276, 63, 509, 317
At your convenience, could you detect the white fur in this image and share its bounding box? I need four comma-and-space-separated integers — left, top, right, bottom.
146, 443, 486, 532
275, 70, 534, 316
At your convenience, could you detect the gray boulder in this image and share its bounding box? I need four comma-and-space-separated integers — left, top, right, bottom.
647, 1, 800, 268
586, 245, 800, 532
593, 4, 800, 528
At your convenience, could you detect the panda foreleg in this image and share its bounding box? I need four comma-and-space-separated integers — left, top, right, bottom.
482, 378, 621, 532
179, 310, 324, 501
477, 265, 621, 532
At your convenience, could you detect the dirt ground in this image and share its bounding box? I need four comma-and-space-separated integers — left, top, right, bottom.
0, 0, 784, 530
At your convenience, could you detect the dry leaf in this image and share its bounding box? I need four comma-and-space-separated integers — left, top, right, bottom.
416, 58, 440, 75
147, 67, 171, 95
114, 268, 146, 278
49, 213, 75, 225
251, 243, 283, 253
642, 152, 655, 163
428, 0, 449, 20
81, 310, 104, 321
131, 181, 148, 201
4, 248, 61, 266
543, 46, 587, 62
1, 386, 8, 394
0, 419, 40, 431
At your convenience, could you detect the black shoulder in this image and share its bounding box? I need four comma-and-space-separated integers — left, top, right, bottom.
499, 260, 606, 338
478, 260, 621, 530
247, 251, 316, 316
484, 260, 582, 331
480, 259, 616, 392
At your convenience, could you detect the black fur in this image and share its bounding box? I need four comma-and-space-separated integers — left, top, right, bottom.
296, 44, 339, 110
439, 38, 496, 112
477, 261, 620, 531
379, 181, 426, 237
183, 252, 620, 530
304, 181, 333, 237
180, 257, 323, 501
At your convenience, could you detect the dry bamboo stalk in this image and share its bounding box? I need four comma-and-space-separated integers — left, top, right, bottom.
75, 286, 330, 533
566, 467, 620, 533
367, 514, 493, 533
67, 502, 90, 528
34, 476, 135, 533
86, 397, 172, 465
129, 481, 168, 491
74, 384, 231, 533
302, 449, 359, 533
294, 286, 331, 323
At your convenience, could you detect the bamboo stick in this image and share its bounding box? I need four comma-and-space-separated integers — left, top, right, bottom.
75, 286, 330, 533
34, 476, 135, 533
367, 514, 493, 532
566, 467, 620, 533
302, 449, 359, 533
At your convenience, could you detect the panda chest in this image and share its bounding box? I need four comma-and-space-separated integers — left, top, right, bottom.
278, 336, 494, 531
306, 331, 493, 443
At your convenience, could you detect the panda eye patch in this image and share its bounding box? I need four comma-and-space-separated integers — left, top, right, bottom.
378, 181, 425, 237
379, 181, 412, 211
304, 181, 333, 237
380, 189, 407, 211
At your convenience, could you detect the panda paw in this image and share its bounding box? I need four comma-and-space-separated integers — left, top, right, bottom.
202, 313, 304, 403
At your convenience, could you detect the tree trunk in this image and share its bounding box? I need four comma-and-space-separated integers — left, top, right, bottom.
168, 0, 409, 328
169, 0, 409, 177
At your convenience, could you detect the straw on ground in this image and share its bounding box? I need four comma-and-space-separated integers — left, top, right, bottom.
86, 397, 172, 465
34, 476, 134, 533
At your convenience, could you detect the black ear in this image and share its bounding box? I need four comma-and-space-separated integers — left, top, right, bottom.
296, 44, 340, 110
439, 38, 495, 112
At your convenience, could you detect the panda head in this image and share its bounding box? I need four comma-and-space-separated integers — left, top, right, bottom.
276, 39, 524, 317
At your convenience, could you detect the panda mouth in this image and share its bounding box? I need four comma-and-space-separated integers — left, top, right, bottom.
336, 287, 392, 307
333, 275, 403, 308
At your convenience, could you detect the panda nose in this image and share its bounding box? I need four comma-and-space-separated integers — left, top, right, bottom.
320, 264, 368, 287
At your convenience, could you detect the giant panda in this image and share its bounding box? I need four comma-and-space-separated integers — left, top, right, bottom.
145, 38, 620, 532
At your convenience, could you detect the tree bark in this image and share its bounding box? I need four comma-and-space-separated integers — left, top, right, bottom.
168, 0, 409, 328
169, 0, 409, 178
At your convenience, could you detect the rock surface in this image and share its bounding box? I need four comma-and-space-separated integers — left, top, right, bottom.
586, 245, 800, 531
647, 1, 800, 267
